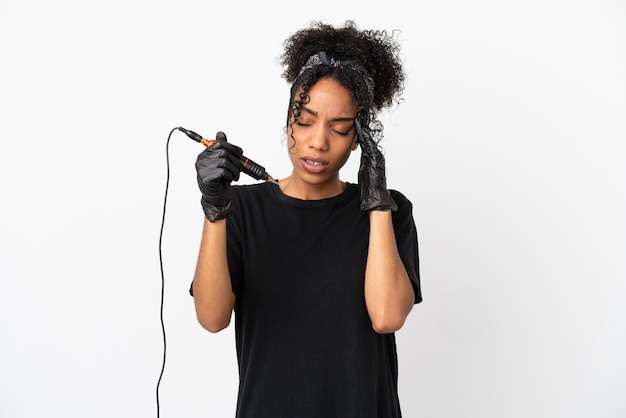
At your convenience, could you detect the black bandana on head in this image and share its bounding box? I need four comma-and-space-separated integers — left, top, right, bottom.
294, 51, 375, 99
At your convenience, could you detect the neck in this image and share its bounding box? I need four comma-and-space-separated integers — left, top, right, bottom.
279, 175, 346, 200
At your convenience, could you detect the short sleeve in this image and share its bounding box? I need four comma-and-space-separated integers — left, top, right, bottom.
225, 209, 244, 299
390, 190, 422, 304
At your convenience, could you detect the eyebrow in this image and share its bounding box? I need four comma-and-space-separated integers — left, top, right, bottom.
301, 106, 356, 122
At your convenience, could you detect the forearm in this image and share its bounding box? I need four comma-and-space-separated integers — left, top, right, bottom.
192, 218, 236, 333
364, 210, 415, 334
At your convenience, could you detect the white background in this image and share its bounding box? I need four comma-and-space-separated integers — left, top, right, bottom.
1, 1, 625, 417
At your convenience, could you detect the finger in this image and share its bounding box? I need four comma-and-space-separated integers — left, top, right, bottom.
210, 138, 244, 158
354, 119, 377, 153
216, 131, 227, 142
197, 155, 241, 181
222, 158, 242, 182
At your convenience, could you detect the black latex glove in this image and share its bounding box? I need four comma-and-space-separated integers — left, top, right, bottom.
195, 131, 244, 222
355, 119, 398, 212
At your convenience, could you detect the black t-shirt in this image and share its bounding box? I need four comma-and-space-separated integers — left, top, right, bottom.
205, 182, 420, 417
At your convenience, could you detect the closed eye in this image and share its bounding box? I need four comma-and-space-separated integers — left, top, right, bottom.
334, 129, 352, 136
332, 123, 355, 136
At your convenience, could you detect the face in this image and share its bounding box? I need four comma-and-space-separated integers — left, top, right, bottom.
286, 77, 359, 196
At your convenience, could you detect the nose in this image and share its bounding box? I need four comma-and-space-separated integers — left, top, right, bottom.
307, 124, 329, 151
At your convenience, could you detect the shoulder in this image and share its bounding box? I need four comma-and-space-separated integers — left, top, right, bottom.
343, 184, 413, 214
388, 189, 416, 229
231, 182, 276, 200
229, 183, 282, 223
389, 189, 413, 211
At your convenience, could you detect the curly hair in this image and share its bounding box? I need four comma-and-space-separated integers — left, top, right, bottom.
279, 20, 406, 144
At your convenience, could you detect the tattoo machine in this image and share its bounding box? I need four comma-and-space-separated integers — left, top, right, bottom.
178, 127, 278, 185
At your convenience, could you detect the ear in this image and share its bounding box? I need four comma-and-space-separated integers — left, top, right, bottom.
351, 136, 359, 151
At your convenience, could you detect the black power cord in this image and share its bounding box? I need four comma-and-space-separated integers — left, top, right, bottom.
156, 127, 178, 418
155, 126, 275, 416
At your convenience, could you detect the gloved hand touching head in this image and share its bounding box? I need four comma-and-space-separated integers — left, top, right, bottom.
355, 118, 398, 212
195, 131, 244, 222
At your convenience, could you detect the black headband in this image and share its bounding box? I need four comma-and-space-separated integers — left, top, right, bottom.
294, 51, 375, 99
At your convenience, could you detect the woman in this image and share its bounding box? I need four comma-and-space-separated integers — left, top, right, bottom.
192, 20, 422, 417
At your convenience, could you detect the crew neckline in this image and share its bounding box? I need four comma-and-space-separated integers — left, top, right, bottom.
270, 181, 358, 207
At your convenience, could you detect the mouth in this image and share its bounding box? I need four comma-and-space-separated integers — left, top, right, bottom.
300, 157, 329, 173
304, 159, 326, 166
